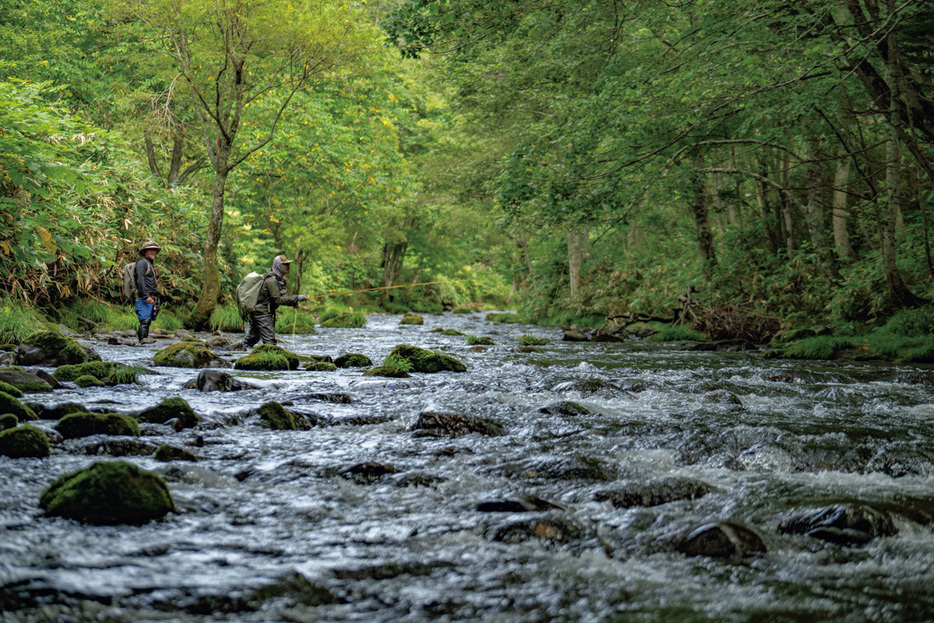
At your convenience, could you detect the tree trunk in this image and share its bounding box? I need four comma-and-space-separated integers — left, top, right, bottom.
832, 157, 858, 261
804, 147, 840, 283
567, 228, 586, 295
188, 165, 229, 330
291, 248, 307, 296
780, 152, 795, 253
754, 164, 779, 254
689, 172, 717, 275
379, 240, 407, 304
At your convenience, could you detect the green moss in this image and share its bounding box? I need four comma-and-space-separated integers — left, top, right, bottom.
136, 398, 200, 429
75, 375, 105, 388
56, 412, 140, 439
320, 312, 366, 328
486, 312, 523, 324
153, 444, 198, 462
441, 328, 465, 336
276, 309, 317, 335
518, 334, 549, 346
0, 413, 18, 430
235, 351, 291, 371
249, 345, 299, 370
466, 335, 495, 346
306, 362, 338, 371
53, 362, 141, 385
40, 460, 175, 525
0, 391, 37, 422
152, 342, 224, 368
364, 366, 412, 378
334, 353, 373, 368
388, 345, 467, 373
400, 313, 424, 325
649, 326, 707, 342
257, 402, 298, 430
0, 423, 50, 458
0, 380, 23, 397
20, 330, 95, 365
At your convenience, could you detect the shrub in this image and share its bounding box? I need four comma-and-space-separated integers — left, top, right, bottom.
882, 308, 934, 337
782, 336, 854, 360
0, 299, 48, 344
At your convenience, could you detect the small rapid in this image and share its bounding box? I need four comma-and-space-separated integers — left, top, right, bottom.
2, 312, 934, 622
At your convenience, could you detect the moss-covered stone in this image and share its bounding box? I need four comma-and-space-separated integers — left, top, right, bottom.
334, 353, 373, 368
0, 380, 23, 398
257, 401, 298, 430
153, 342, 225, 369
320, 312, 366, 328
234, 351, 291, 371
40, 460, 175, 525
0, 391, 37, 422
36, 402, 88, 420
0, 423, 51, 458
250, 345, 299, 370
56, 412, 140, 439
363, 366, 412, 378
0, 413, 18, 430
467, 336, 495, 346
388, 344, 467, 373
400, 313, 424, 325
53, 362, 141, 385
306, 362, 338, 371
136, 397, 200, 429
153, 444, 198, 462
440, 329, 465, 336
75, 375, 105, 388
0, 368, 53, 393
17, 331, 101, 367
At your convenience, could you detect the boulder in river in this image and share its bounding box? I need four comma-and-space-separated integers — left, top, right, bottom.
234, 344, 300, 371
0, 368, 59, 394
477, 496, 565, 513
364, 366, 411, 378
153, 342, 228, 369
154, 444, 198, 462
0, 413, 17, 430
595, 477, 713, 508
306, 361, 338, 371
39, 460, 176, 524
388, 344, 466, 373
56, 412, 140, 439
34, 402, 89, 420
489, 514, 584, 545
83, 438, 158, 457
53, 361, 142, 385
0, 423, 50, 458
0, 391, 37, 422
676, 521, 767, 559
778, 503, 897, 546
196, 369, 248, 392
16, 331, 101, 367
334, 353, 373, 368
551, 379, 627, 397
340, 461, 397, 484
412, 411, 504, 437
136, 397, 200, 429
399, 312, 424, 325
538, 401, 593, 416
0, 380, 23, 397
256, 401, 300, 430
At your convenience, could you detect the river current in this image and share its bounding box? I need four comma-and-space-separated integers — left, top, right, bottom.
2, 312, 934, 622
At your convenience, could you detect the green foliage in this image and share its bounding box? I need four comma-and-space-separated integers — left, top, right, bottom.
276, 309, 317, 335
486, 312, 522, 324
466, 335, 494, 346
882, 308, 934, 336
0, 300, 47, 344
518, 335, 549, 346
649, 326, 707, 342
210, 304, 244, 333
782, 336, 855, 360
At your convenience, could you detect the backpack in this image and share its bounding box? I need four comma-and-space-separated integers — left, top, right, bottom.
235, 272, 270, 318
122, 260, 152, 302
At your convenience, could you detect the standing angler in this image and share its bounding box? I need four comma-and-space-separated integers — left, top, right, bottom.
244, 255, 307, 347
135, 240, 161, 343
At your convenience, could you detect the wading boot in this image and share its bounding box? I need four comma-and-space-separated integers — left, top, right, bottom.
138, 319, 151, 342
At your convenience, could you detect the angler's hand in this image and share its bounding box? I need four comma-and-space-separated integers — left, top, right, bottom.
297, 295, 308, 302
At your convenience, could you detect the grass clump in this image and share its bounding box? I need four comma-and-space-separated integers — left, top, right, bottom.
276, 309, 317, 335
782, 336, 854, 359
364, 354, 413, 378
210, 304, 244, 333
518, 334, 549, 346
466, 335, 494, 346
0, 300, 50, 344
649, 326, 707, 342
319, 306, 366, 329
486, 312, 523, 324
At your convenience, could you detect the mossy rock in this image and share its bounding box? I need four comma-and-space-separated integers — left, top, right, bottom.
17, 331, 101, 367
440, 329, 465, 336
485, 312, 523, 324
400, 313, 424, 325
0, 369, 53, 393
40, 460, 175, 525
334, 353, 373, 368
75, 375, 105, 388
257, 401, 298, 430
53, 362, 141, 385
0, 423, 51, 458
0, 380, 23, 398
153, 342, 226, 369
306, 362, 338, 372
388, 344, 467, 373
36, 402, 88, 420
0, 413, 18, 430
0, 391, 37, 422
250, 345, 300, 370
136, 397, 200, 429
56, 412, 140, 439
235, 351, 291, 371
320, 312, 366, 329
412, 412, 505, 437
363, 366, 412, 378
153, 444, 198, 462
467, 336, 495, 346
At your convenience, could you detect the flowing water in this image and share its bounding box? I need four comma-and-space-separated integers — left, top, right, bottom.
3, 312, 934, 622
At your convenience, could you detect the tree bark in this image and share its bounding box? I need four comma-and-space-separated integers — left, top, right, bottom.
804, 145, 840, 283
689, 171, 717, 275
188, 164, 230, 330
567, 227, 586, 295
832, 157, 858, 261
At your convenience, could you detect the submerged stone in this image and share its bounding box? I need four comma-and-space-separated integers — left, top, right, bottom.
490, 514, 583, 544
412, 411, 504, 437
17, 331, 101, 367
477, 496, 564, 513
39, 460, 175, 524
340, 461, 397, 484
154, 444, 198, 462
538, 401, 593, 416
676, 521, 767, 559
57, 412, 140, 439
595, 478, 713, 508
778, 503, 897, 546
196, 369, 247, 392
136, 397, 200, 429
0, 391, 37, 422
388, 345, 466, 373
0, 423, 50, 458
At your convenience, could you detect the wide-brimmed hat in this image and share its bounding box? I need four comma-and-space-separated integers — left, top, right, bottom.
277, 255, 292, 264
139, 240, 162, 253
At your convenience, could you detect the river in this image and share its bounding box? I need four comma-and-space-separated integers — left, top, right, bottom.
2, 311, 934, 622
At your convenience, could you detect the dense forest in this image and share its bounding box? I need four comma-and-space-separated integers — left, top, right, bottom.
2, 0, 933, 340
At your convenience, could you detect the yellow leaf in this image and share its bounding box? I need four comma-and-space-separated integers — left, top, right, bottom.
0, 241, 10, 255
36, 227, 56, 253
